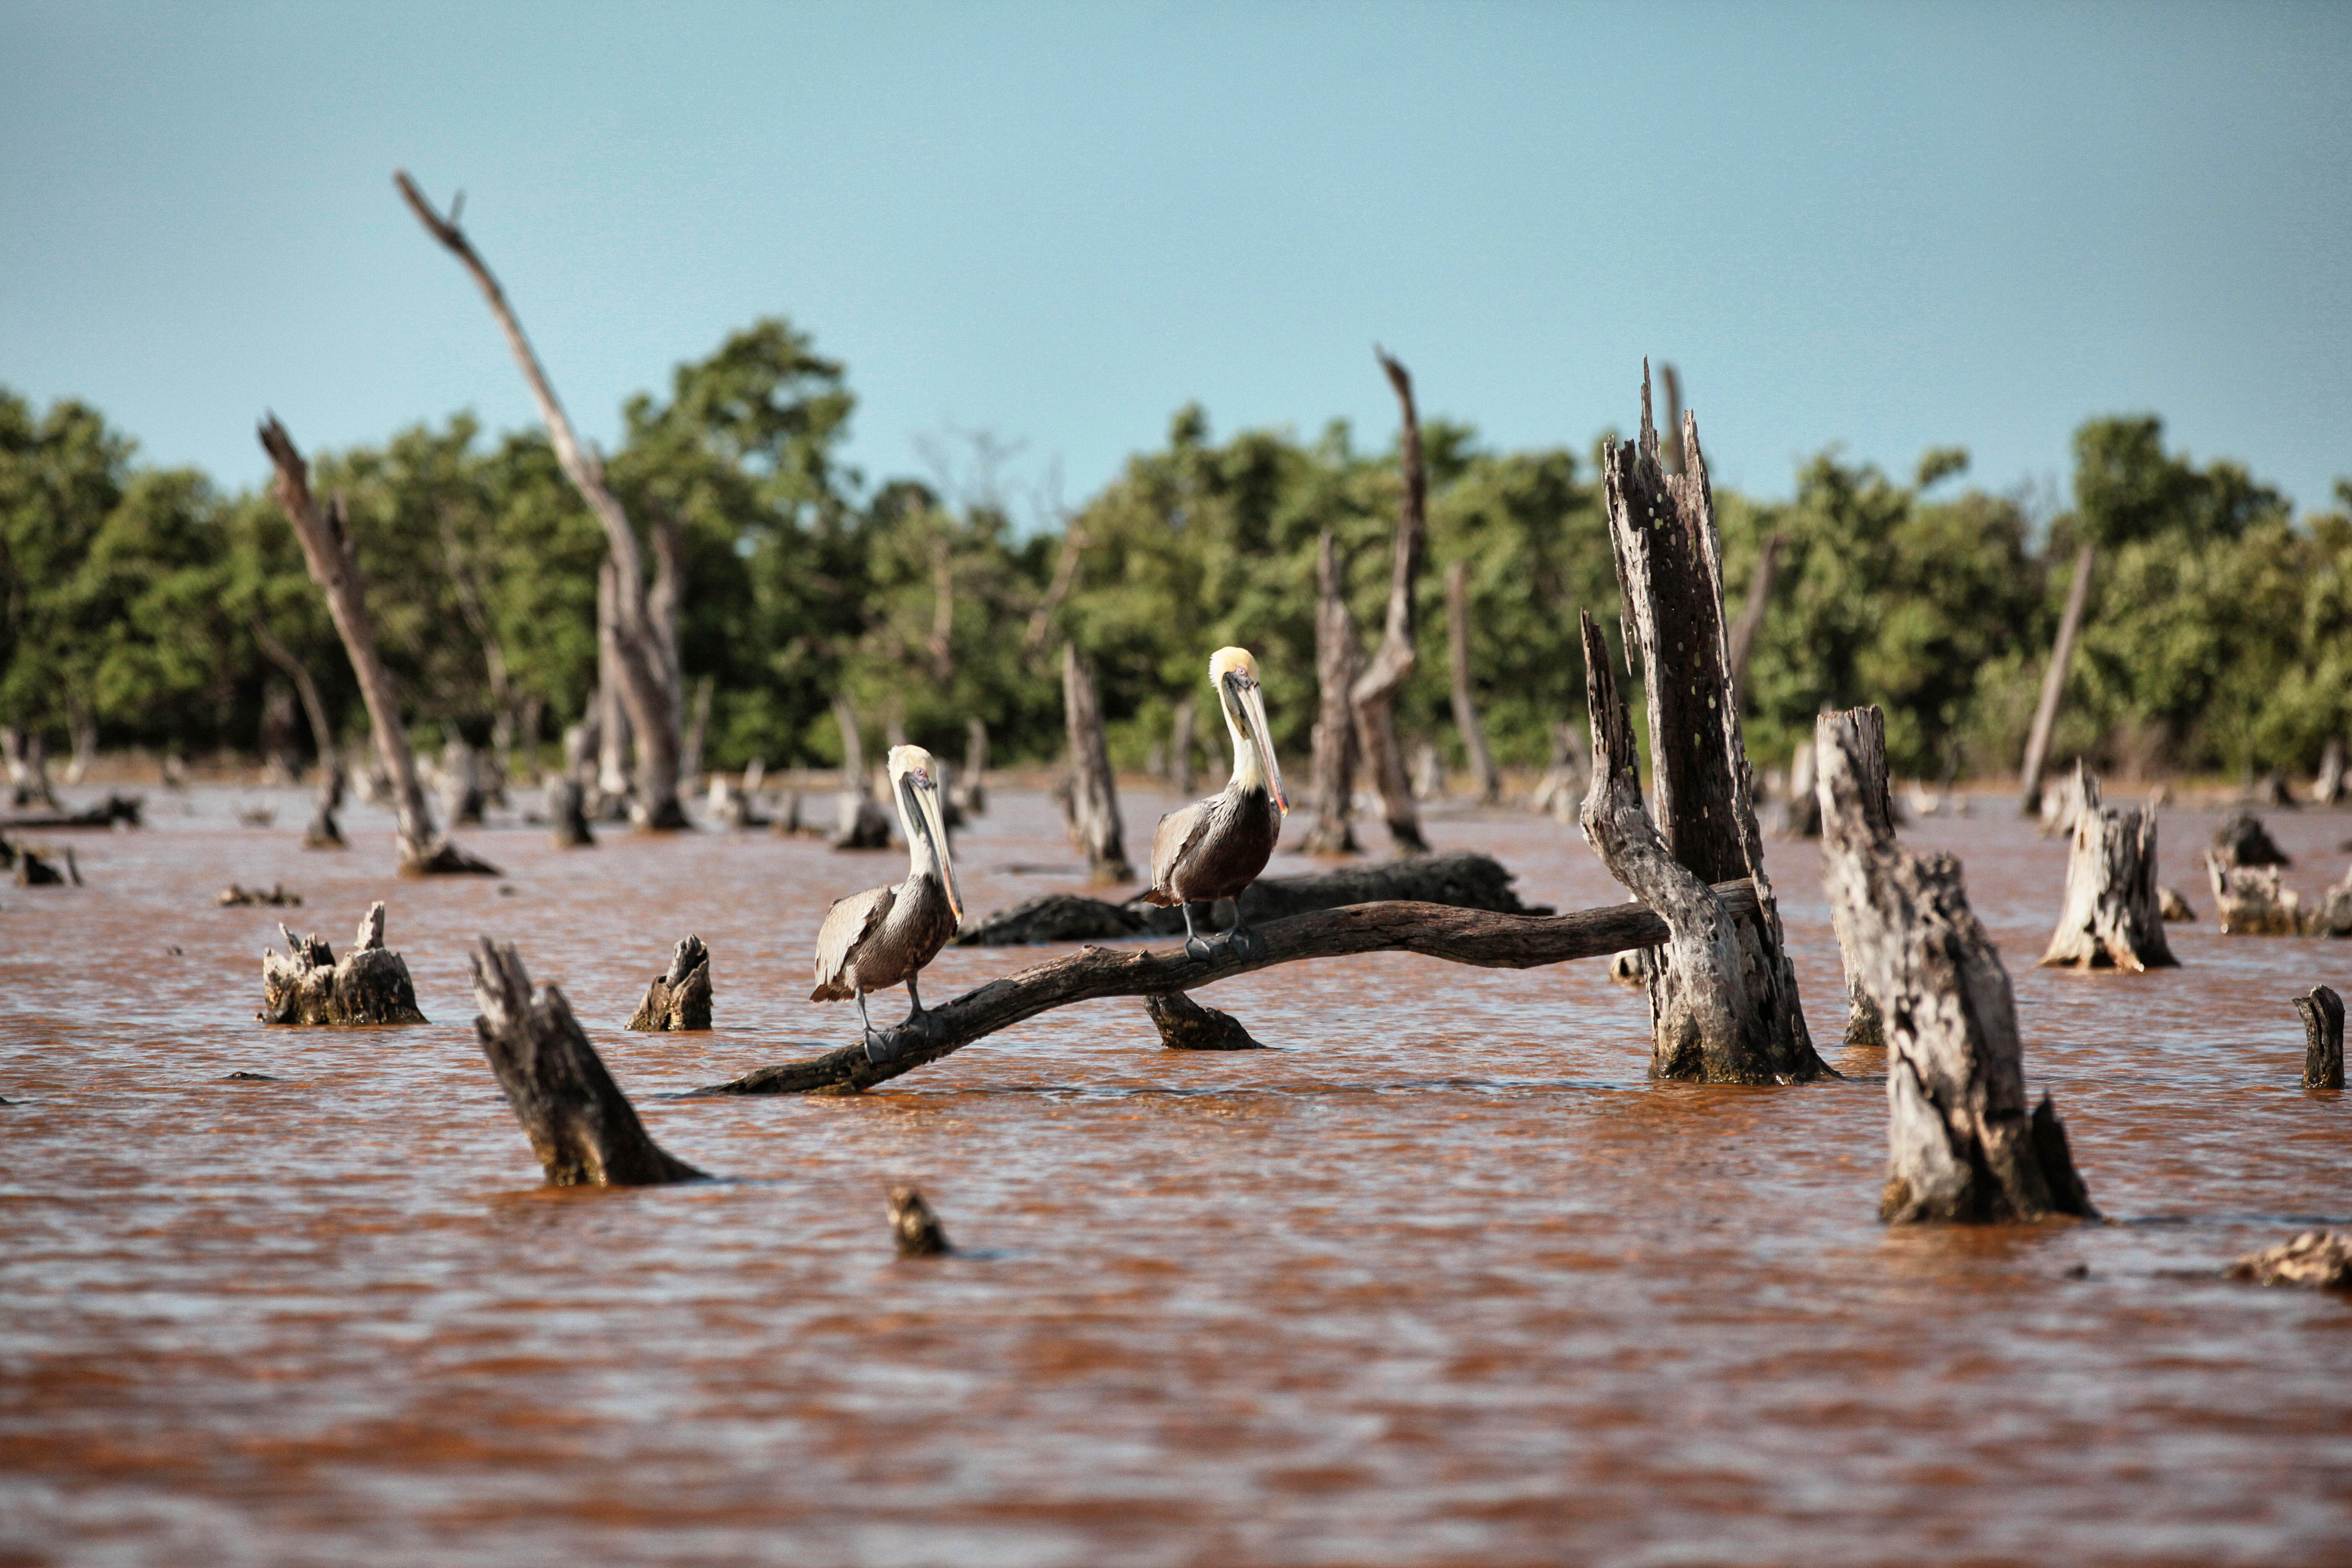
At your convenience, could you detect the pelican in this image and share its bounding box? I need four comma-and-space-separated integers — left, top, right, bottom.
811, 744, 965, 1063
1146, 646, 1289, 959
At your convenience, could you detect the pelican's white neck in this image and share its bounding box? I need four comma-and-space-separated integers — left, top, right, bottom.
1222, 688, 1267, 794
895, 776, 940, 877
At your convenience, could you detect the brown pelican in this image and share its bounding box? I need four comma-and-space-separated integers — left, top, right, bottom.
811, 744, 965, 1062
1146, 646, 1289, 958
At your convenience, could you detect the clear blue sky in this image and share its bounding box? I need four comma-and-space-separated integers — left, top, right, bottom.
3, 1, 2346, 520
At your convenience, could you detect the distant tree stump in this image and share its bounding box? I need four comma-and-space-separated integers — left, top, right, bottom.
468, 938, 706, 1186
218, 883, 301, 908
627, 935, 712, 1031
259, 902, 427, 1025
2307, 868, 2352, 937
2038, 769, 2177, 971
545, 774, 595, 848
888, 1187, 953, 1256
2158, 886, 2196, 921
2037, 759, 2094, 840
2226, 1230, 2352, 1289
2206, 859, 2303, 935
2298, 985, 2344, 1091
1820, 708, 1896, 1047
1817, 712, 2096, 1224
1143, 990, 1266, 1049
13, 844, 72, 886
2210, 811, 2291, 868
400, 839, 502, 878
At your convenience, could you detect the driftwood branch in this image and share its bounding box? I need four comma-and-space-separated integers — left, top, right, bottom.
688, 878, 1763, 1096
469, 939, 707, 1186
1816, 712, 2096, 1223
2019, 542, 2094, 815
1350, 349, 1429, 853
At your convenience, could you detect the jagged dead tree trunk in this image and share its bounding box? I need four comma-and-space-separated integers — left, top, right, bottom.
830, 693, 890, 848
1302, 530, 1364, 854
258, 418, 496, 877
1062, 643, 1132, 884
2299, 985, 2344, 1090
2038, 768, 2177, 971
397, 172, 686, 830
2020, 542, 2095, 816
1351, 350, 1429, 854
2316, 738, 2346, 806
593, 562, 633, 816
259, 901, 427, 1025
1726, 531, 1783, 699
1816, 712, 2098, 1224
2, 728, 57, 809
1596, 364, 1823, 1082
250, 614, 346, 848
1444, 560, 1500, 806
627, 934, 712, 1032
1818, 707, 1893, 1050
954, 716, 988, 816
469, 939, 707, 1186
61, 696, 96, 786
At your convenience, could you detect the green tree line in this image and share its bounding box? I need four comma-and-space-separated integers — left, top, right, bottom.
4, 318, 2347, 784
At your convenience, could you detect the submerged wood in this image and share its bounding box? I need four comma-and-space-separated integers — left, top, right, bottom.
2158, 886, 2196, 921
218, 883, 301, 908
1596, 365, 1821, 1083
13, 844, 73, 886
1818, 708, 1893, 1049
1061, 644, 1132, 884
1444, 560, 1500, 805
1144, 990, 1266, 1050
468, 938, 706, 1186
259, 901, 427, 1026
1816, 715, 2097, 1223
956, 849, 1548, 946
689, 879, 1763, 1096
627, 934, 712, 1032
0, 793, 142, 831
1301, 530, 1364, 856
2226, 1230, 2352, 1289
2038, 769, 2177, 972
2210, 811, 2290, 868
2297, 984, 2344, 1090
2019, 542, 2095, 815
889, 1187, 953, 1257
1350, 351, 1430, 855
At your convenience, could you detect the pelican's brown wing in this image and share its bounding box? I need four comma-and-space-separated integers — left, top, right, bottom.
1145, 797, 1217, 906
810, 884, 894, 1000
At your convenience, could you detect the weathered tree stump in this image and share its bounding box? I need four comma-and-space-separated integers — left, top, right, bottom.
546, 773, 595, 848
1816, 716, 2097, 1223
1061, 643, 1132, 884
1301, 529, 1364, 856
888, 1187, 953, 1256
2310, 867, 2352, 937
2298, 984, 2344, 1090
303, 760, 346, 848
468, 939, 706, 1186
13, 844, 70, 887
259, 902, 427, 1025
2211, 811, 2291, 868
1771, 739, 1822, 840
2158, 886, 2196, 921
954, 718, 989, 817
627, 935, 713, 1032
1818, 708, 1893, 1049
2226, 1230, 2352, 1289
2019, 542, 2095, 817
2206, 859, 2303, 935
1591, 366, 1823, 1083
2037, 758, 2093, 840
834, 793, 894, 850
2316, 739, 2347, 807
2038, 768, 2177, 971
1351, 353, 1431, 854
1144, 990, 1267, 1050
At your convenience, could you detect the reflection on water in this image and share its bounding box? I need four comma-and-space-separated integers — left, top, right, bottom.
3, 784, 2349, 1565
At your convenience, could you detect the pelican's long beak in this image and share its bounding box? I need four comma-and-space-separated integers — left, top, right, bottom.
913, 774, 964, 924
1235, 676, 1288, 817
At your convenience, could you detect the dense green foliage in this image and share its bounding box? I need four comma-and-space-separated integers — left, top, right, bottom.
3, 324, 2345, 785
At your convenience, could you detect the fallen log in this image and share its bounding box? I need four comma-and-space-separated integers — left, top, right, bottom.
626, 935, 712, 1032
1144, 990, 1266, 1050
954, 849, 1550, 946
469, 939, 706, 1186
687, 879, 1764, 1096
259, 902, 427, 1025
2298, 984, 2344, 1091
0, 793, 143, 831
2038, 767, 2177, 972
2226, 1231, 2352, 1289
1816, 709, 2096, 1223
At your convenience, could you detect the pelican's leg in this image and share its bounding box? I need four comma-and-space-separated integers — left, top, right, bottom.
858, 988, 897, 1065
1182, 900, 1215, 962
899, 972, 943, 1046
1220, 899, 1264, 960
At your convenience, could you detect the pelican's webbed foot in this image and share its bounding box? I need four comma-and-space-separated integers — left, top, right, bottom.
1180, 900, 1216, 962
863, 1025, 899, 1065
1220, 913, 1265, 961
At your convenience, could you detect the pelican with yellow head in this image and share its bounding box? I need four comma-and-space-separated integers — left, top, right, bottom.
1146, 647, 1289, 958
811, 744, 965, 1063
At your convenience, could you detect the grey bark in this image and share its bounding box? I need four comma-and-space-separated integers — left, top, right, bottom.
396, 173, 686, 830
1818, 707, 1894, 1050
1445, 560, 1500, 805
2297, 984, 2344, 1091
1815, 712, 2097, 1224
1595, 366, 1821, 1082
2020, 543, 2095, 815
626, 934, 712, 1032
259, 901, 427, 1025
468, 938, 707, 1186
1061, 643, 1132, 884
2038, 768, 2177, 971
1302, 530, 1364, 855
1350, 350, 1430, 855
258, 418, 496, 877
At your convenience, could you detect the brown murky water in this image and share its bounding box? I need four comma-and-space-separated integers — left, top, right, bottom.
3, 782, 2349, 1565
